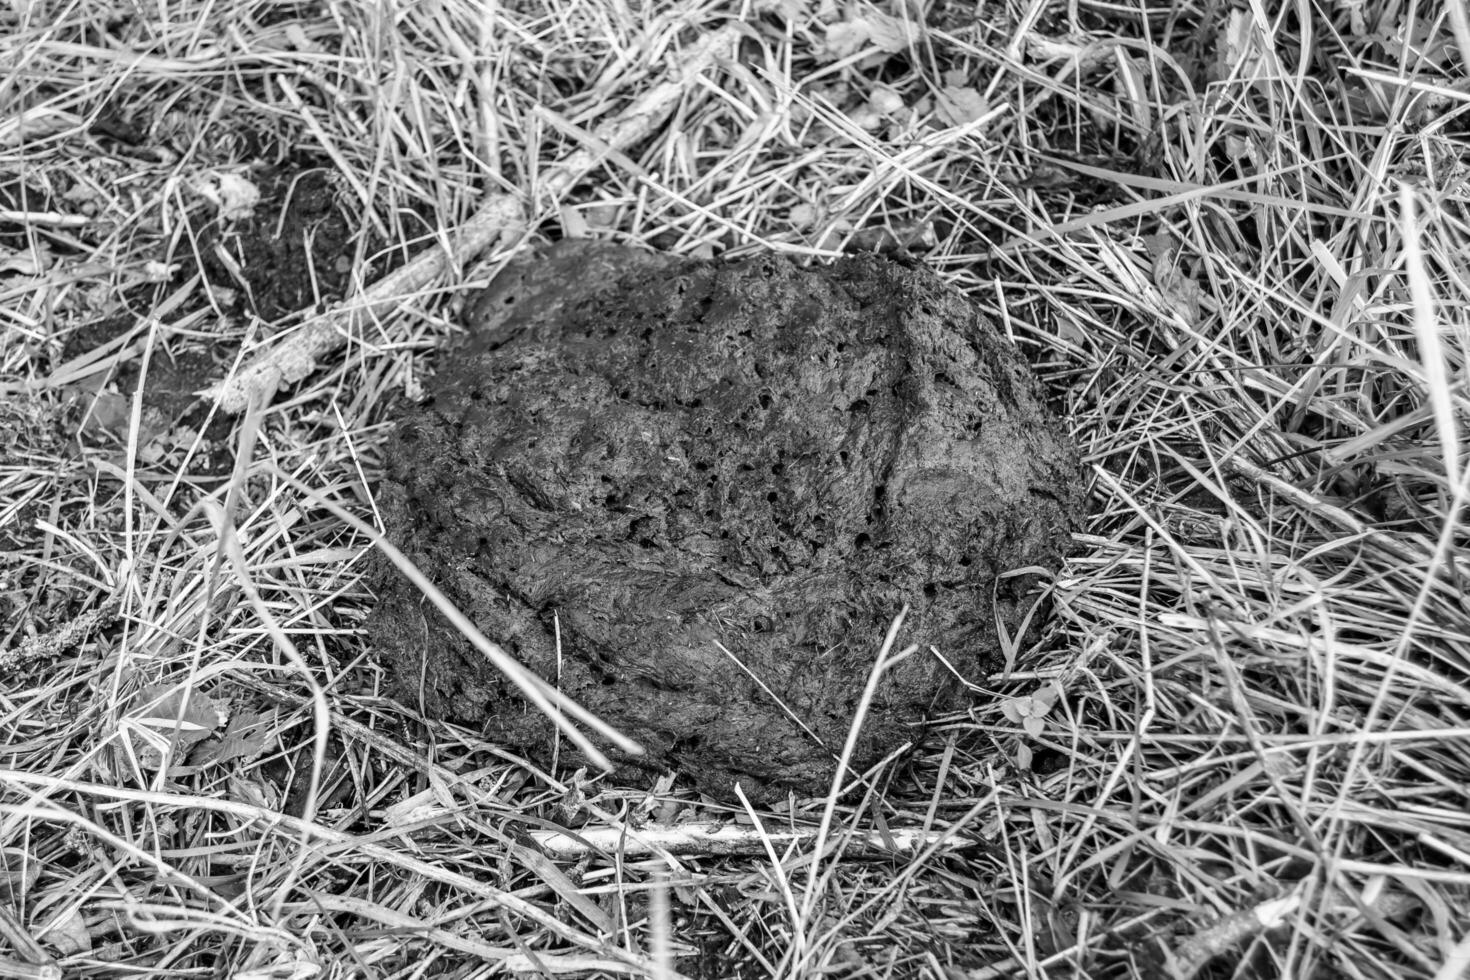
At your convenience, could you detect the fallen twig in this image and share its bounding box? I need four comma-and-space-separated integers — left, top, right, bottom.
0, 597, 119, 673
529, 819, 977, 860
1166, 890, 1301, 980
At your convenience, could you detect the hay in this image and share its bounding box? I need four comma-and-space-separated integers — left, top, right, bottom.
2, 0, 1467, 977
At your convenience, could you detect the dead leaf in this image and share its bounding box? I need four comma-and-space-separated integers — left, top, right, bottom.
1015, 164, 1072, 190
283, 23, 326, 53
756, 0, 807, 22
1147, 236, 1204, 325
867, 86, 903, 116
0, 245, 53, 275
1216, 9, 1264, 80
191, 708, 275, 768
40, 907, 92, 955
75, 388, 129, 439
143, 260, 178, 281
849, 105, 883, 131
936, 85, 989, 126
124, 683, 221, 771
1114, 50, 1151, 130
195, 171, 261, 221
821, 11, 920, 61
1224, 133, 1257, 168
228, 775, 277, 810
788, 202, 819, 228
0, 848, 39, 904
384, 786, 448, 828
823, 20, 869, 60
858, 11, 919, 52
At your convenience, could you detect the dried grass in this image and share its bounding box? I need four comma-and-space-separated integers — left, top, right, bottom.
3, 0, 1468, 978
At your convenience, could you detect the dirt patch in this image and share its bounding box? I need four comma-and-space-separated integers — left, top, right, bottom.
367, 241, 1085, 802
57, 164, 380, 474
194, 167, 363, 323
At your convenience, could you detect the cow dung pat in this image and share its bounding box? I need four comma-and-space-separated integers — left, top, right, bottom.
368, 242, 1084, 802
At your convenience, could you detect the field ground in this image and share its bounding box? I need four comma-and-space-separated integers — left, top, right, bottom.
3, 0, 1469, 977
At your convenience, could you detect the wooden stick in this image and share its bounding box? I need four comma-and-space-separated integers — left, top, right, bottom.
529, 820, 978, 860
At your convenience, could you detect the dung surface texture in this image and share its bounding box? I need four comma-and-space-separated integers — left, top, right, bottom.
368, 241, 1084, 802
